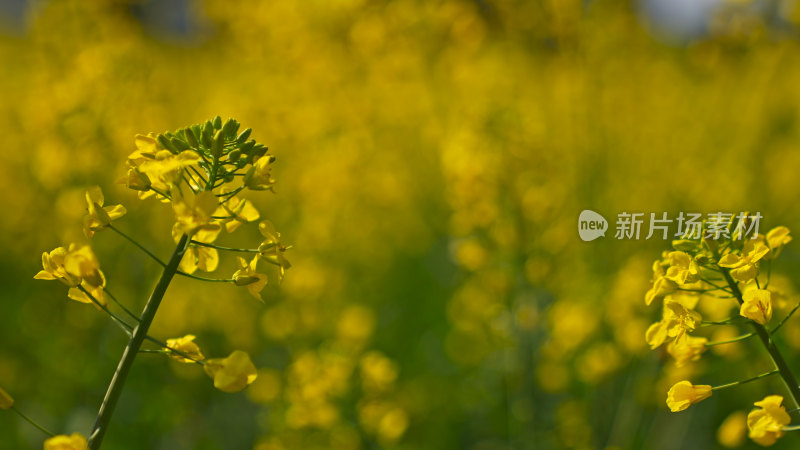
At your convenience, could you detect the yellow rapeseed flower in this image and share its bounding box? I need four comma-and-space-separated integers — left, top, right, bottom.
116, 165, 150, 191
667, 335, 707, 367
645, 301, 702, 349
34, 247, 81, 287
173, 224, 221, 274
216, 192, 260, 233
243, 155, 276, 191
43, 433, 87, 450
718, 240, 770, 283
204, 350, 258, 393
740, 288, 772, 325
63, 245, 104, 288
664, 251, 700, 285
34, 245, 107, 306
82, 186, 126, 238
166, 334, 205, 363
766, 226, 792, 259
172, 190, 220, 237
233, 256, 268, 301
666, 380, 712, 412
747, 395, 791, 446
257, 221, 291, 281
126, 134, 201, 197
644, 259, 677, 305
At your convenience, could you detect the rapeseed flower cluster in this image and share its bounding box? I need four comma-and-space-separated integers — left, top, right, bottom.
15, 118, 290, 449
647, 220, 798, 446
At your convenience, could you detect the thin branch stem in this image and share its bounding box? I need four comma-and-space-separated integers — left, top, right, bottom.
189, 166, 209, 186
77, 286, 133, 336
713, 369, 779, 391
11, 405, 55, 436
103, 288, 141, 323
149, 187, 171, 201
706, 332, 755, 347
189, 240, 258, 253
176, 271, 234, 283
772, 301, 800, 335
109, 225, 166, 267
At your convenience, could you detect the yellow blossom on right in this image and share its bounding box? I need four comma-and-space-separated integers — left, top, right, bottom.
204, 350, 258, 393
740, 289, 772, 325
747, 395, 791, 446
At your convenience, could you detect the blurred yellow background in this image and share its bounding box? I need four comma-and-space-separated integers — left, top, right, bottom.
3, 0, 800, 449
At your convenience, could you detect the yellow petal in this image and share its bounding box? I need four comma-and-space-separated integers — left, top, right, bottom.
718, 253, 743, 268
197, 247, 219, 272
104, 204, 127, 221
44, 433, 88, 450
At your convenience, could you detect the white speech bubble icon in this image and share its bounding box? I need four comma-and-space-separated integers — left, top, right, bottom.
578, 210, 608, 241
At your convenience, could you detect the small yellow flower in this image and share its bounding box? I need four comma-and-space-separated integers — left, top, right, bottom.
0, 385, 13, 409
173, 223, 221, 274
257, 221, 291, 281
232, 256, 268, 301
63, 245, 104, 288
43, 433, 88, 450
718, 240, 770, 283
645, 301, 702, 349
243, 154, 276, 191
34, 247, 81, 287
67, 280, 107, 307
204, 350, 258, 393
126, 134, 201, 197
34, 245, 107, 306
747, 395, 791, 446
215, 192, 260, 233
664, 251, 700, 285
667, 335, 707, 367
166, 334, 205, 363
116, 165, 151, 191
740, 289, 772, 325
666, 380, 712, 412
766, 226, 792, 259
645, 258, 677, 305
172, 190, 220, 236
82, 186, 126, 238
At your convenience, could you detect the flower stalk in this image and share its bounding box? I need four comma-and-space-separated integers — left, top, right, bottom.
721, 268, 800, 409
88, 234, 189, 449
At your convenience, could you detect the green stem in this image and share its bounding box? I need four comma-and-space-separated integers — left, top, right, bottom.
103, 288, 141, 323
706, 332, 754, 347
88, 235, 189, 449
109, 225, 166, 267
189, 240, 258, 253
772, 300, 800, 335
77, 286, 134, 336
149, 187, 172, 201
176, 271, 234, 283
189, 166, 208, 185
701, 317, 747, 327
721, 269, 800, 409
11, 405, 54, 436
712, 369, 778, 391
